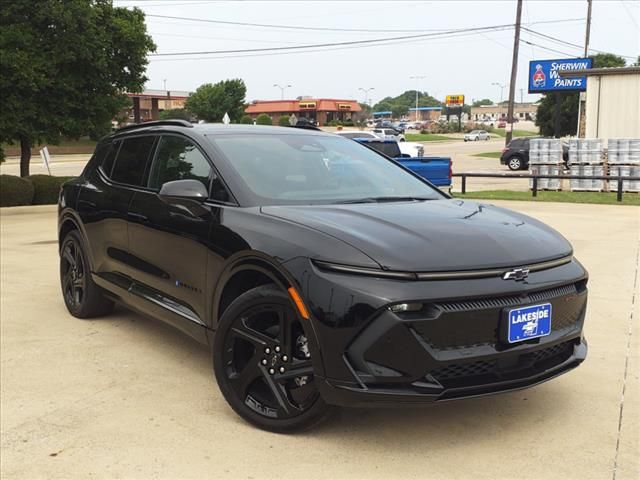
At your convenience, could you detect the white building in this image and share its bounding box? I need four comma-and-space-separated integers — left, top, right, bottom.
562, 66, 640, 138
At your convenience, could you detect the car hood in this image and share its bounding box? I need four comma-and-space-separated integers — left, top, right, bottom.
261, 199, 572, 271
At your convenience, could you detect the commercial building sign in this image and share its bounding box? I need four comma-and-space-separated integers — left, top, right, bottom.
528, 58, 592, 93
445, 95, 465, 106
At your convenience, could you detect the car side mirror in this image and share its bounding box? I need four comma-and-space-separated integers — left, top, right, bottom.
400, 153, 412, 158
158, 179, 208, 200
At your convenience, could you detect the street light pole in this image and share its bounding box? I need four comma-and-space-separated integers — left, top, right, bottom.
273, 83, 292, 100
358, 87, 375, 105
409, 75, 427, 121
492, 82, 506, 119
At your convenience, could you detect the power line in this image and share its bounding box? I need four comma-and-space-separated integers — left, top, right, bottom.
144, 13, 585, 34
149, 23, 517, 57
520, 38, 576, 57
149, 29, 519, 62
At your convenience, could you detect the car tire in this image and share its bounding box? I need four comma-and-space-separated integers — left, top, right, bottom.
60, 230, 114, 318
474, 137, 479, 141
213, 285, 333, 433
507, 156, 524, 171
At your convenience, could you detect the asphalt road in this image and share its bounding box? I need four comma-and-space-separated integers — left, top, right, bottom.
1, 202, 638, 480
0, 137, 527, 192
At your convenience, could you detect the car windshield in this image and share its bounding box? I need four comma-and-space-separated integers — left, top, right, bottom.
207, 133, 444, 205
469, 130, 480, 134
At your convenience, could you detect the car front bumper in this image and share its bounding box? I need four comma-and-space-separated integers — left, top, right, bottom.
283, 257, 589, 407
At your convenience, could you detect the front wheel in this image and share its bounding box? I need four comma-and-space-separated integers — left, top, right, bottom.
213, 285, 332, 432
474, 137, 479, 141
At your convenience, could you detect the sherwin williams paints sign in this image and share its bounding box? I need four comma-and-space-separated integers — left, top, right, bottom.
528, 58, 592, 93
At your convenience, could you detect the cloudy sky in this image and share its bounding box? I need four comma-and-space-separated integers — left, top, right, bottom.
115, 0, 639, 105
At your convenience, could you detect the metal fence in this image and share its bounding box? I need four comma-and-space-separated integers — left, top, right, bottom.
454, 173, 640, 202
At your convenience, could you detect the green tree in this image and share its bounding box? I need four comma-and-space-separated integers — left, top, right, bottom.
373, 90, 442, 117
278, 115, 290, 127
0, 0, 155, 177
535, 53, 626, 137
240, 115, 253, 124
185, 79, 246, 123
472, 98, 494, 107
159, 108, 192, 121
255, 114, 272, 125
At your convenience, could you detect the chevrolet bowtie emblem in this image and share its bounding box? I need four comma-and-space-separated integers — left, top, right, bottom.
503, 268, 530, 281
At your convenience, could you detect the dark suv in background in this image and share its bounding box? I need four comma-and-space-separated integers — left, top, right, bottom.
58, 120, 588, 432
500, 137, 569, 171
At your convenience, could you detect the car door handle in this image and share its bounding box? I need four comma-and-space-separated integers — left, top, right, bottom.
128, 212, 149, 222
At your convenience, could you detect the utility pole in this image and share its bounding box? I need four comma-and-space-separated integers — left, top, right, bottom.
505, 0, 523, 146
577, 0, 593, 137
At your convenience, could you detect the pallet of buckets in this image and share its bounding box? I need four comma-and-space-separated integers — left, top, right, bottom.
607, 139, 640, 193
568, 139, 606, 192
529, 138, 565, 191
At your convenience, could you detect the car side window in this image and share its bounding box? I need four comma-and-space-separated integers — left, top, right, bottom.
111, 136, 156, 186
99, 140, 120, 177
149, 136, 212, 190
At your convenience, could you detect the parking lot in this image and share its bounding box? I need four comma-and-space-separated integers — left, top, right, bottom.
1, 201, 638, 480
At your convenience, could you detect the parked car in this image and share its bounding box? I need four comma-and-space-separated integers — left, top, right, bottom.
464, 130, 491, 142
59, 120, 588, 432
497, 120, 507, 128
500, 137, 569, 171
372, 128, 406, 142
335, 130, 380, 141
398, 141, 425, 158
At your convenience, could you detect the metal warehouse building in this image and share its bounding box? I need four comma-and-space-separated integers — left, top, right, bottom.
562, 66, 640, 138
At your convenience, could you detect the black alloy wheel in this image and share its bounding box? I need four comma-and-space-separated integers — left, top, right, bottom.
60, 231, 113, 318
213, 285, 331, 432
61, 235, 86, 311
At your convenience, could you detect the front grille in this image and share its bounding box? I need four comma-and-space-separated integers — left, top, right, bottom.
436, 284, 577, 313
430, 340, 575, 384
411, 282, 585, 351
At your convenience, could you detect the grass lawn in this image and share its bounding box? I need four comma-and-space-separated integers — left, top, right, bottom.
472, 151, 502, 159
490, 129, 537, 138
454, 190, 640, 206
2, 137, 97, 156
405, 133, 458, 142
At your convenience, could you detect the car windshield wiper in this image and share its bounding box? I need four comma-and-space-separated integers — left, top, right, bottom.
335, 196, 434, 204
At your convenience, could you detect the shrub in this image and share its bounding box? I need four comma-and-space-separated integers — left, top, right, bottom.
28, 175, 75, 205
159, 108, 192, 121
328, 120, 343, 127
342, 120, 354, 127
240, 115, 253, 124
0, 175, 34, 207
255, 113, 272, 125
278, 115, 291, 127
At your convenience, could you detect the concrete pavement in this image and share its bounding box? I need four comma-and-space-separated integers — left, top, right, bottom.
1, 201, 638, 480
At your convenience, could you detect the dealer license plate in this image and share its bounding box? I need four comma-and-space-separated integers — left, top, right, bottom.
507, 303, 552, 343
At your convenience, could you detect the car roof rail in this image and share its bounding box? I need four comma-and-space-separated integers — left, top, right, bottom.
288, 124, 322, 131
115, 119, 193, 133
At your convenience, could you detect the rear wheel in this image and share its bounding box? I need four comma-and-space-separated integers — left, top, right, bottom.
60, 230, 113, 318
213, 285, 331, 432
507, 156, 524, 171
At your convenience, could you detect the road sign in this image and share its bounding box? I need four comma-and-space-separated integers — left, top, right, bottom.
528, 58, 592, 93
445, 95, 465, 106
39, 147, 52, 175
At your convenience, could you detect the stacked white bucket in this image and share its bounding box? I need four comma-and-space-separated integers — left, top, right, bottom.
608, 139, 640, 192
529, 139, 563, 190
568, 139, 604, 191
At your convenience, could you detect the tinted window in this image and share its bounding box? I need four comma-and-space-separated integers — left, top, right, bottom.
208, 133, 442, 205
99, 140, 120, 177
149, 136, 212, 190
111, 136, 156, 186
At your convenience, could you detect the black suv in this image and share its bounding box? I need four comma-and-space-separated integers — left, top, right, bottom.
59, 120, 588, 432
500, 137, 569, 171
